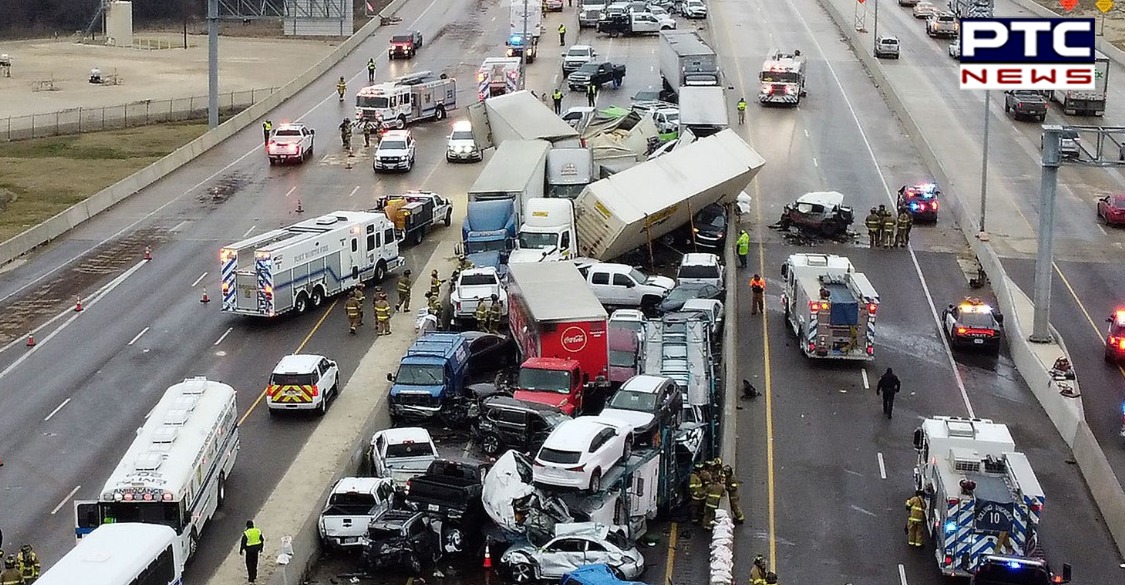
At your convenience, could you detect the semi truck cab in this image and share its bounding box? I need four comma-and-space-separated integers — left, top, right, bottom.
514, 357, 587, 415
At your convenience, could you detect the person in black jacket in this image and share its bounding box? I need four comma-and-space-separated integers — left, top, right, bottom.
876, 368, 901, 419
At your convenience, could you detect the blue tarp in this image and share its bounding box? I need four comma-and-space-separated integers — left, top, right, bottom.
560, 564, 649, 585
826, 284, 859, 325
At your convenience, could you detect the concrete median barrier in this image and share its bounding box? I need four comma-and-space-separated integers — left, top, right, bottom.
815, 0, 1125, 559
0, 2, 402, 269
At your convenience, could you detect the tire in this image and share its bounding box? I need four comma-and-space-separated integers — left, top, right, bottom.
1004, 103, 1010, 113
444, 527, 465, 553
480, 432, 503, 456
435, 106, 446, 120
374, 261, 387, 283
268, 407, 278, 418
444, 210, 452, 227
316, 397, 327, 416
588, 469, 602, 492
821, 219, 843, 237
269, 157, 276, 166
509, 562, 536, 583
412, 229, 424, 246
332, 381, 340, 398
217, 473, 226, 508
396, 115, 407, 129
311, 287, 325, 308
294, 293, 309, 314
189, 529, 200, 558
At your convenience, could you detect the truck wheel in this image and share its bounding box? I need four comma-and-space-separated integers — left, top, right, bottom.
435, 105, 446, 120
316, 397, 327, 416
444, 210, 452, 227
396, 115, 407, 129
294, 293, 309, 314
480, 432, 503, 456
374, 261, 387, 283
1004, 103, 1010, 113
217, 473, 226, 508
413, 229, 424, 245
311, 288, 325, 308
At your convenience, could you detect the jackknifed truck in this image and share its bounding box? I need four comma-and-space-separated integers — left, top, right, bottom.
780, 253, 879, 360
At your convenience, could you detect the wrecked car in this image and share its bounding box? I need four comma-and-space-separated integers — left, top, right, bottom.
777, 191, 854, 237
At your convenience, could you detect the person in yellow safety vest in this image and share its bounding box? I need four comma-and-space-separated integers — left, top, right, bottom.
430, 270, 443, 296
864, 207, 881, 249
488, 294, 503, 334
688, 464, 707, 525
722, 465, 745, 524
374, 293, 392, 336
750, 555, 768, 585
702, 480, 725, 529
367, 58, 377, 83
17, 546, 38, 584
906, 489, 927, 547
345, 295, 361, 334
0, 556, 21, 585
262, 120, 272, 145
736, 97, 747, 125
735, 230, 750, 269
895, 208, 913, 247
558, 23, 567, 46
881, 208, 897, 249
552, 89, 563, 115
337, 76, 347, 101
240, 520, 264, 583
396, 270, 412, 311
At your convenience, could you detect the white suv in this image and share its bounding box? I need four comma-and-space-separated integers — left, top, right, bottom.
446, 120, 481, 162
676, 252, 725, 291
373, 129, 416, 172
266, 354, 340, 415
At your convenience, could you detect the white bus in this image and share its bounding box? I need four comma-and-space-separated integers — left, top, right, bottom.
39, 523, 183, 585
75, 377, 239, 565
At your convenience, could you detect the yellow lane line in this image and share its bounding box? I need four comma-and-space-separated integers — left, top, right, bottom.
664, 522, 679, 584
1052, 263, 1125, 378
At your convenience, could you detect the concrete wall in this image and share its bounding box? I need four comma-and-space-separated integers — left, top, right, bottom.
0, 4, 391, 269
814, 0, 1125, 560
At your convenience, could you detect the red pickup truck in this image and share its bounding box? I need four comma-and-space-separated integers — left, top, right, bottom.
389, 31, 423, 60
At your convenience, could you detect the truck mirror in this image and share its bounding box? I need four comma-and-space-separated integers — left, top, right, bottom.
386, 373, 395, 382
912, 427, 924, 450
1060, 563, 1072, 583
582, 372, 590, 384
310, 129, 315, 135
995, 313, 1004, 325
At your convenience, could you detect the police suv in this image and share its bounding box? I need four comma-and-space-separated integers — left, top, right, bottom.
941, 298, 1003, 352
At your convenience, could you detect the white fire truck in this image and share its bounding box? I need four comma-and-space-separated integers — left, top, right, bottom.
758, 48, 807, 105
477, 57, 523, 101
354, 71, 457, 128
912, 417, 1053, 579
220, 211, 403, 317
780, 253, 879, 360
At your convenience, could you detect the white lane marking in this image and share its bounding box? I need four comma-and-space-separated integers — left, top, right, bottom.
44, 398, 72, 422
850, 504, 878, 517
861, 368, 869, 389
348, 186, 360, 197
50, 485, 82, 515
790, 6, 975, 418
243, 225, 256, 238
128, 327, 150, 346
284, 186, 297, 198
0, 259, 148, 382
899, 564, 908, 585
320, 153, 331, 163
214, 327, 233, 346
804, 129, 809, 137
191, 272, 208, 287
813, 157, 819, 167
877, 452, 887, 480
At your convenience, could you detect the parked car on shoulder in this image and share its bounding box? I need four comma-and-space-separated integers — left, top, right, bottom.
875, 35, 900, 59
533, 416, 633, 492
1097, 194, 1125, 226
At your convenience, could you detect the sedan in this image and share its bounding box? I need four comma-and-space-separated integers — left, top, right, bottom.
500, 524, 645, 583
657, 282, 724, 313
1097, 194, 1125, 226
685, 202, 728, 249
682, 0, 708, 18
461, 331, 517, 379
533, 416, 632, 491
912, 1, 936, 18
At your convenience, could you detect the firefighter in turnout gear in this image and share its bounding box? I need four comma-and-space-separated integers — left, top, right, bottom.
339, 118, 352, 149
430, 270, 444, 296
722, 465, 745, 524
906, 489, 927, 547
457, 255, 474, 272
352, 287, 366, 325
345, 295, 362, 334
695, 466, 713, 524
865, 207, 881, 249
488, 294, 503, 334
703, 480, 726, 529
17, 546, 38, 583
688, 465, 707, 524
426, 291, 442, 318
475, 300, 490, 331
396, 270, 412, 311
362, 120, 373, 148
895, 208, 913, 247
750, 555, 768, 585
374, 292, 392, 336
0, 556, 21, 585
878, 204, 894, 248
337, 76, 347, 101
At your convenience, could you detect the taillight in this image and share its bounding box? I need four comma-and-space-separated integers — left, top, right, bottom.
807, 342, 815, 353
310, 385, 319, 397
565, 464, 586, 472
1029, 502, 1042, 513
867, 303, 877, 314
957, 327, 967, 334
948, 498, 959, 507
808, 301, 819, 313
866, 346, 874, 356
944, 555, 954, 566
1119, 338, 1125, 350
932, 200, 939, 210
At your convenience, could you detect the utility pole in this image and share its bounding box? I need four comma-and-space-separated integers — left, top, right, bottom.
1030, 126, 1062, 343
519, 0, 529, 90
207, 0, 219, 128
872, 0, 880, 51
182, 0, 189, 49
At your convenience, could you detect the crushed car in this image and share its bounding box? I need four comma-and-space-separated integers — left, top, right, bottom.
777, 191, 854, 237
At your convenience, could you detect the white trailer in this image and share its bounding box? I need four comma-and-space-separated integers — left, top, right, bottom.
658, 30, 721, 98
509, 0, 543, 40
780, 253, 879, 360
467, 139, 550, 224
1049, 55, 1109, 116
468, 90, 579, 150
678, 86, 729, 138
220, 211, 404, 317
573, 129, 765, 261
354, 71, 457, 127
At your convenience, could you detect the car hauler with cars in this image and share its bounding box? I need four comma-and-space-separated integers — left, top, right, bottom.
508, 261, 610, 415
780, 253, 879, 360
221, 211, 403, 317
658, 30, 721, 101
644, 312, 717, 460
354, 71, 456, 128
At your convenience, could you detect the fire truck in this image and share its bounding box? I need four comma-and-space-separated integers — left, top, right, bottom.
354, 71, 457, 128
912, 417, 1060, 579
780, 253, 879, 360
477, 57, 523, 101
758, 48, 807, 106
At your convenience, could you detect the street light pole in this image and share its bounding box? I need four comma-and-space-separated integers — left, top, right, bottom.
873, 0, 880, 51
207, 0, 218, 129
1030, 126, 1062, 343
979, 90, 991, 236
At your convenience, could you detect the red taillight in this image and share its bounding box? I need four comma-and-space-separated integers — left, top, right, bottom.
948, 498, 959, 506
917, 202, 927, 211
944, 555, 954, 566
866, 346, 874, 355
809, 300, 819, 313
1029, 503, 1042, 513
957, 327, 967, 335
807, 342, 815, 352
565, 464, 586, 472
867, 303, 877, 314
1118, 338, 1125, 350
932, 201, 939, 210
310, 385, 319, 397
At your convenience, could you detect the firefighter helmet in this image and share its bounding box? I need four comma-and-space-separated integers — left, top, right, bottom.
4, 556, 15, 569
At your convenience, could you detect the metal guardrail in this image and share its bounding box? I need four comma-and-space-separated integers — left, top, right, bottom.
0, 87, 279, 141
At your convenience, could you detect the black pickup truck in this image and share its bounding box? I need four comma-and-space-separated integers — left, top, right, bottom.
405, 459, 487, 517
1004, 90, 1048, 121
567, 62, 627, 91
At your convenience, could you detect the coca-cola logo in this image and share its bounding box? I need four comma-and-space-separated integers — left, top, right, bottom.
560, 326, 588, 352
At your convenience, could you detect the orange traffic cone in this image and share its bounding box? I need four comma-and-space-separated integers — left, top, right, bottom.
144, 246, 153, 261
74, 296, 83, 312
296, 199, 304, 214
26, 330, 35, 347
200, 288, 211, 303
482, 540, 493, 569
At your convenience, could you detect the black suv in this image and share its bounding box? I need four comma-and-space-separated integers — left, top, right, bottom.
362, 509, 438, 573
472, 396, 568, 457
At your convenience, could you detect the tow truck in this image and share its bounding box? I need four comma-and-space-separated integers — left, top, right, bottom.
941, 298, 1003, 352
354, 71, 456, 129
897, 183, 940, 222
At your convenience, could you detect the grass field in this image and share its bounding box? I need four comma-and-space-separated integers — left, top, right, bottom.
0, 122, 208, 243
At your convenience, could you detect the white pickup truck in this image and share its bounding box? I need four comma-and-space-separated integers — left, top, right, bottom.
450, 267, 507, 329
266, 123, 315, 165
577, 262, 675, 311
370, 427, 440, 487
317, 477, 396, 550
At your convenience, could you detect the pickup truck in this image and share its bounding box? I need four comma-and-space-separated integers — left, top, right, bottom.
266, 123, 315, 165
318, 477, 396, 550
1004, 90, 1048, 121
577, 262, 675, 311
389, 31, 423, 59
370, 427, 440, 487
405, 459, 487, 519
450, 267, 507, 330
567, 62, 627, 91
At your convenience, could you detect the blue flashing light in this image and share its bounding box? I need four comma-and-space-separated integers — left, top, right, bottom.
509, 35, 524, 46
944, 521, 957, 533
1120, 401, 1125, 415
1008, 560, 1022, 569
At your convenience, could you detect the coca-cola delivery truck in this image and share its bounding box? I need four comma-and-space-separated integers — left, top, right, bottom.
507, 261, 609, 415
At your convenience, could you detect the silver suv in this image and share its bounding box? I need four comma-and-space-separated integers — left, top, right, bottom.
875, 36, 900, 59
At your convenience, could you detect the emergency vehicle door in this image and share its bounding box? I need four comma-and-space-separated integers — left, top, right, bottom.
74, 500, 102, 540
348, 237, 363, 282
366, 224, 380, 266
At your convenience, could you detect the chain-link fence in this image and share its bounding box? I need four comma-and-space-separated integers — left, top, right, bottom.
1, 87, 279, 141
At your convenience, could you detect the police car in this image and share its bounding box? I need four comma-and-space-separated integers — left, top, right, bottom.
1103, 310, 1125, 362
897, 183, 940, 222
942, 299, 1003, 351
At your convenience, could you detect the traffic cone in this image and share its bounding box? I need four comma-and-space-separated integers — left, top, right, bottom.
296, 200, 304, 213
144, 246, 153, 261
74, 296, 83, 312
200, 288, 211, 303
482, 540, 493, 569
26, 330, 35, 347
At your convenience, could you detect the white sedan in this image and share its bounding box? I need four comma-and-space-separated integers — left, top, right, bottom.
533, 416, 632, 492
500, 523, 645, 583
912, 1, 936, 18
681, 0, 708, 18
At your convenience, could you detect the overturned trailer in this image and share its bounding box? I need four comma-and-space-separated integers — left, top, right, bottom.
468, 90, 580, 150
574, 129, 765, 261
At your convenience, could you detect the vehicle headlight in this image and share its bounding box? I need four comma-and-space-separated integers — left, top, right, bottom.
760, 83, 771, 94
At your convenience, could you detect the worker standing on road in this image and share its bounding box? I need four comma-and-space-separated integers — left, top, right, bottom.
696, 466, 713, 524
876, 367, 900, 419
736, 97, 747, 125
240, 520, 264, 584
749, 274, 765, 316
426, 291, 442, 320
896, 208, 913, 247
17, 545, 38, 584
339, 118, 352, 150
864, 207, 881, 249
475, 301, 490, 332
488, 294, 503, 334
0, 556, 21, 585
558, 23, 567, 46
345, 294, 361, 334
905, 489, 927, 547
337, 76, 347, 101
374, 292, 392, 336
750, 555, 768, 585
396, 270, 413, 311
586, 82, 597, 107
262, 120, 272, 146
430, 270, 444, 297
722, 465, 745, 524
362, 120, 373, 148
367, 58, 377, 83
457, 255, 475, 272
879, 204, 896, 248
688, 464, 706, 525
552, 88, 563, 115
352, 287, 366, 326
702, 479, 726, 529
735, 230, 750, 268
